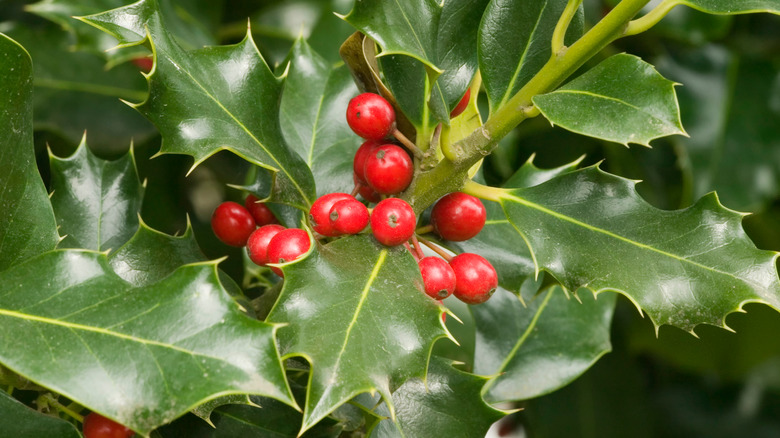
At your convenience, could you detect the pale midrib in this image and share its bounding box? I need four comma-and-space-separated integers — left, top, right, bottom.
333, 250, 388, 366
502, 193, 754, 285
174, 57, 312, 206
498, 3, 547, 109
484, 289, 554, 394
548, 89, 677, 129
0, 308, 232, 363
307, 91, 326, 166
393, 0, 430, 60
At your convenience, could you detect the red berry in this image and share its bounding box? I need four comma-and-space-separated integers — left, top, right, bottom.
346, 93, 396, 140
131, 56, 153, 72
247, 224, 286, 266
83, 412, 134, 438
450, 253, 498, 304
419, 257, 456, 299
266, 228, 311, 277
353, 140, 382, 184
450, 88, 471, 118
430, 192, 486, 241
244, 194, 278, 226
354, 174, 381, 203
370, 198, 416, 246
309, 193, 354, 237
330, 199, 370, 235
364, 144, 414, 195
211, 201, 256, 247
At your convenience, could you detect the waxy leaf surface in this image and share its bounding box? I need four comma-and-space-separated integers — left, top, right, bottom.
500, 166, 780, 332
0, 250, 293, 435
474, 287, 615, 403
49, 137, 143, 252
79, 0, 316, 209
371, 357, 506, 438
267, 235, 447, 434
533, 54, 686, 146
479, 0, 583, 114
0, 391, 81, 438
344, 0, 490, 123
0, 33, 59, 271
279, 39, 360, 196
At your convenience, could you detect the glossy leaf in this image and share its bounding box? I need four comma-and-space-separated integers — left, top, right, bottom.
79, 0, 316, 209
675, 0, 780, 14
0, 250, 294, 435
474, 287, 616, 403
656, 46, 780, 211
0, 33, 60, 271
343, 0, 491, 122
533, 54, 686, 146
267, 235, 447, 434
480, 0, 584, 113
0, 391, 81, 438
499, 165, 780, 332
371, 357, 506, 438
49, 137, 143, 252
279, 38, 360, 196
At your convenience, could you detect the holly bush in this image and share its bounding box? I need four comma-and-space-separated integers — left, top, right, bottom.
2, 0, 780, 437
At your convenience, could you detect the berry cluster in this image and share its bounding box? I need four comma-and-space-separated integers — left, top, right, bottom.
211, 195, 311, 277
210, 91, 497, 305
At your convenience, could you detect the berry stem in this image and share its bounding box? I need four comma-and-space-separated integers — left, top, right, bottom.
38, 393, 84, 422
411, 234, 425, 260
417, 236, 453, 261
415, 224, 434, 235
350, 183, 362, 198
392, 128, 424, 159
404, 242, 420, 261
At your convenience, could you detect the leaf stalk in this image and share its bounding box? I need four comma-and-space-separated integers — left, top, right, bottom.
624, 0, 680, 36
551, 0, 584, 55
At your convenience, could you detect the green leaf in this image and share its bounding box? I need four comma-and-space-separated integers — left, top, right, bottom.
479, 0, 584, 114
533, 54, 687, 146
0, 391, 81, 438
674, 0, 780, 15
49, 137, 143, 252
371, 357, 506, 438
0, 250, 294, 435
267, 235, 448, 434
656, 46, 780, 211
79, 0, 316, 209
498, 165, 780, 332
279, 38, 360, 197
343, 0, 491, 121
475, 287, 616, 403
0, 33, 60, 271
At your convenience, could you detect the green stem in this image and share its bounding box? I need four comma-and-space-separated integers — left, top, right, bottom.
39, 394, 84, 423
6, 385, 13, 396
462, 180, 508, 203
551, 0, 584, 54
624, 0, 679, 36
405, 0, 651, 213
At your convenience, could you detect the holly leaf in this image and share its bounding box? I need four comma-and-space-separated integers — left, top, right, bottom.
674, 0, 780, 14
474, 287, 616, 403
279, 38, 360, 197
343, 0, 491, 123
49, 136, 143, 252
533, 54, 687, 146
78, 0, 316, 209
0, 391, 81, 438
0, 33, 60, 272
0, 250, 294, 435
371, 357, 506, 438
267, 235, 448, 434
497, 165, 780, 332
480, 0, 584, 114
